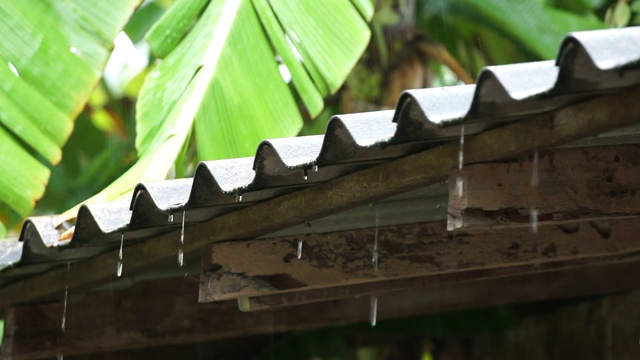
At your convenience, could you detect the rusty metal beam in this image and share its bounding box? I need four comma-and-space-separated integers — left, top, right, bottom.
1, 85, 639, 308
448, 145, 640, 231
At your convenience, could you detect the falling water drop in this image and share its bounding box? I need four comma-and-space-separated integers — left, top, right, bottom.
531, 151, 539, 187
117, 233, 124, 277
236, 192, 243, 202
458, 125, 465, 170
297, 239, 303, 259
7, 62, 19, 77
530, 207, 538, 234
61, 284, 68, 332
178, 210, 186, 267
370, 296, 378, 327
313, 164, 319, 172
168, 213, 173, 222
372, 211, 379, 272
61, 262, 69, 332
530, 151, 539, 234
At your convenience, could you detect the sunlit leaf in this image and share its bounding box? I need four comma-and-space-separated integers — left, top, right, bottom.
605, 0, 631, 28
146, 0, 209, 58
0, 0, 140, 225
69, 0, 370, 212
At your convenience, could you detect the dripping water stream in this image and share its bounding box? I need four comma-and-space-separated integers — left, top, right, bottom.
117, 233, 124, 277
530, 151, 539, 234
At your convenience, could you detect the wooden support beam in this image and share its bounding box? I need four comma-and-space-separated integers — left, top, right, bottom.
1, 86, 639, 308
4, 252, 640, 359
200, 217, 640, 304
448, 145, 640, 231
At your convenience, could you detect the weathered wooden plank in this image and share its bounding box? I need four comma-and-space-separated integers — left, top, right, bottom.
448, 145, 640, 231
4, 256, 640, 359
200, 217, 640, 303
1, 85, 639, 309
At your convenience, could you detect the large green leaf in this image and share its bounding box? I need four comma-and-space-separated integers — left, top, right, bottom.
68, 0, 371, 213
0, 0, 140, 234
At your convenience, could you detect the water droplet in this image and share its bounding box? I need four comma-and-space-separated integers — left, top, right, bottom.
117, 233, 124, 277
370, 296, 378, 327
530, 207, 538, 234
236, 192, 243, 202
313, 164, 319, 172
61, 284, 68, 332
69, 46, 79, 55
531, 151, 539, 187
180, 210, 185, 245
58, 354, 63, 360
372, 211, 379, 272
297, 239, 303, 259
530, 151, 539, 234
168, 213, 173, 222
61, 262, 69, 333
458, 125, 465, 170
7, 62, 19, 77
455, 175, 464, 197
178, 210, 186, 267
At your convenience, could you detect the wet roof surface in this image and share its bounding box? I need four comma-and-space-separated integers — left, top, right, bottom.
1, 26, 640, 288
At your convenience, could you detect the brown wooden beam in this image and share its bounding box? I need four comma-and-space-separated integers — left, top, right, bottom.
1, 85, 639, 308
4, 255, 640, 359
199, 217, 640, 304
448, 145, 640, 231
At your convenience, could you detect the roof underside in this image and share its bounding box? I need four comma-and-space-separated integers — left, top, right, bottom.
1, 26, 640, 289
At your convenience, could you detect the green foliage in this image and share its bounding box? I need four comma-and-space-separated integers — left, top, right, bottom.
0, 0, 140, 235
418, 0, 605, 77
65, 0, 372, 214
0, 0, 372, 226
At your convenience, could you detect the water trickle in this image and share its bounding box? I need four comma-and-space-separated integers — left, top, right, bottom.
117, 233, 124, 277
455, 175, 464, 197
372, 211, 379, 272
530, 151, 539, 234
530, 207, 538, 234
61, 284, 68, 332
297, 239, 303, 260
58, 354, 63, 360
531, 151, 539, 187
458, 125, 465, 170
178, 210, 186, 267
370, 296, 378, 327
61, 262, 69, 332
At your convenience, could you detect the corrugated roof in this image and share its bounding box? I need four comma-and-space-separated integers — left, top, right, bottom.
1, 26, 640, 288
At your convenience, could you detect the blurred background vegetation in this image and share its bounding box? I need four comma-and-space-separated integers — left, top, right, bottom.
0, 0, 639, 357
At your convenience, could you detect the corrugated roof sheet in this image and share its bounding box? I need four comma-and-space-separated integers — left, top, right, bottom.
1, 26, 640, 287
